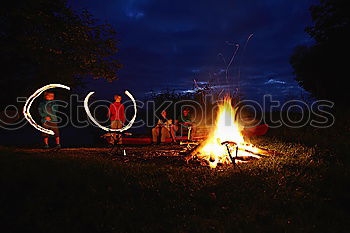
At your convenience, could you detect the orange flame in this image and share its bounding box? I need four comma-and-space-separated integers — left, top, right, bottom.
194, 96, 260, 168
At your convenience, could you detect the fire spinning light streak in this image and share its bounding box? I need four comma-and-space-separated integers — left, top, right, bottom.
84, 90, 137, 132
23, 84, 71, 135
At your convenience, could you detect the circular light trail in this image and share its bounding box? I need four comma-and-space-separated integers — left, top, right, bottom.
84, 90, 137, 132
23, 84, 70, 135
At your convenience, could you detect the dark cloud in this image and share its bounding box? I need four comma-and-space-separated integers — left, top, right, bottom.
69, 0, 317, 101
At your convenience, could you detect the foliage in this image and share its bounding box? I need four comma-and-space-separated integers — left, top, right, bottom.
148, 82, 242, 125
290, 0, 349, 106
0, 0, 122, 108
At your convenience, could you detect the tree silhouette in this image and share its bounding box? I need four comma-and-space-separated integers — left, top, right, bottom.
290, 0, 349, 106
0, 0, 122, 108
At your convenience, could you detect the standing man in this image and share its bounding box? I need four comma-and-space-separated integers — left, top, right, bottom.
108, 94, 125, 144
38, 91, 61, 148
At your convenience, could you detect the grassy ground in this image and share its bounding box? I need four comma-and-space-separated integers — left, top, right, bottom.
0, 129, 349, 233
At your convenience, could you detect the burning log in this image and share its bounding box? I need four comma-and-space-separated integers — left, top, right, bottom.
175, 96, 284, 168
189, 96, 283, 168
221, 141, 237, 166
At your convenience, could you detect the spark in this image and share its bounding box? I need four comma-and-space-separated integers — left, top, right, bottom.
237, 34, 254, 91
225, 42, 240, 84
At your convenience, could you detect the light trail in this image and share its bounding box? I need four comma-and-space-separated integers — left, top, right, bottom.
23, 84, 70, 135
84, 90, 137, 132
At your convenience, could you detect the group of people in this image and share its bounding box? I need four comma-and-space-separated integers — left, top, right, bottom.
38, 92, 195, 148
151, 108, 196, 143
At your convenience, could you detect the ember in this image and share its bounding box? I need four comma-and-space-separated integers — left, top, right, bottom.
193, 96, 265, 168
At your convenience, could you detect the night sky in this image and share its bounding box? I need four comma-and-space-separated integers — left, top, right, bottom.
69, 0, 316, 102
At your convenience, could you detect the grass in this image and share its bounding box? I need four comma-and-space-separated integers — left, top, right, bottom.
0, 127, 349, 233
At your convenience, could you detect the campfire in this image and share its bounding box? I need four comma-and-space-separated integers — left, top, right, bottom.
192, 96, 266, 168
